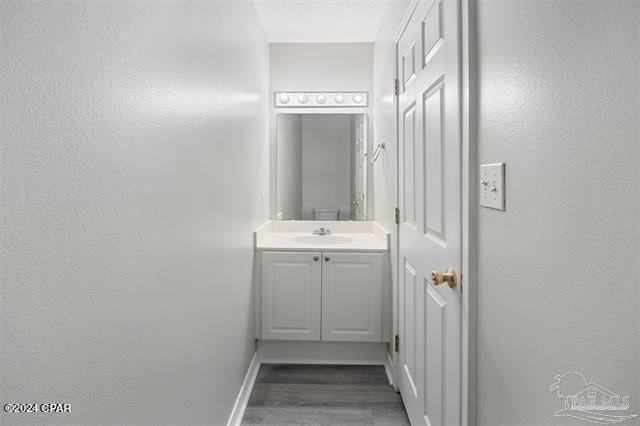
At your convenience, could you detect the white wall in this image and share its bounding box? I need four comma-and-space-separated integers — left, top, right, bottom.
475, 1, 639, 425
372, 0, 410, 358
301, 115, 352, 220
276, 115, 303, 220
270, 43, 373, 92
0, 1, 268, 424
269, 43, 375, 220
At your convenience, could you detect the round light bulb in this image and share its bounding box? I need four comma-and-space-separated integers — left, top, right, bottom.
298, 94, 309, 103
334, 94, 345, 104
316, 94, 326, 104
352, 94, 363, 104
279, 93, 290, 104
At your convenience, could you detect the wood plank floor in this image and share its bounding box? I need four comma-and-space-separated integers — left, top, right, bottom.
242, 364, 410, 425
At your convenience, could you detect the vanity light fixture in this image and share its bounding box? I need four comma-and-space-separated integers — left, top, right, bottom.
279, 93, 290, 104
274, 92, 368, 107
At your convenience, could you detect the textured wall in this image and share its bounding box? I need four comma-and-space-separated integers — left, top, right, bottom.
475, 0, 639, 424
270, 43, 373, 92
269, 42, 374, 219
0, 1, 268, 424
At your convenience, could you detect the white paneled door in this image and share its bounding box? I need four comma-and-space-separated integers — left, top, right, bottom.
396, 0, 462, 425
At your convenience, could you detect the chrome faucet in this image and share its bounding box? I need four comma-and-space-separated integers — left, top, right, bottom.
313, 226, 331, 236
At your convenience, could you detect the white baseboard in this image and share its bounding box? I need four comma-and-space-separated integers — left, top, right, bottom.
227, 352, 260, 426
384, 352, 396, 388
258, 340, 388, 365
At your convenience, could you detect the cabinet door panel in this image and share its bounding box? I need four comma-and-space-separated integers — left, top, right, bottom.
322, 252, 383, 342
262, 251, 321, 340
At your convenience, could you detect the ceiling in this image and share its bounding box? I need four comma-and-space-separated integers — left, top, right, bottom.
252, 0, 390, 43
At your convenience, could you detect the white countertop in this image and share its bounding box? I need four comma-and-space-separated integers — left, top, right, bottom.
254, 221, 389, 252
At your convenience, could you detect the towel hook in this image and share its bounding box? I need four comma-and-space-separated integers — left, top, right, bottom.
371, 143, 386, 165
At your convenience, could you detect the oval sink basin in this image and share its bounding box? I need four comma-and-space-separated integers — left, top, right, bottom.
292, 235, 353, 245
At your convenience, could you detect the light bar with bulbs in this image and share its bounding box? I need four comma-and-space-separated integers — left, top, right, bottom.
274, 92, 368, 108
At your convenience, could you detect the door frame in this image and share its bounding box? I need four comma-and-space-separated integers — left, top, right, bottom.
391, 0, 476, 424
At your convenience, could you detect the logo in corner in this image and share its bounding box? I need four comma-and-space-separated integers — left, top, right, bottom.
550, 372, 637, 424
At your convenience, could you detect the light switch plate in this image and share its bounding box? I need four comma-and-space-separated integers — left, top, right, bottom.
480, 163, 505, 210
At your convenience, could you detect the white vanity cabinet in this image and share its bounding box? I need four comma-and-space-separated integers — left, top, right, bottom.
261, 251, 322, 341
321, 252, 383, 342
260, 251, 384, 342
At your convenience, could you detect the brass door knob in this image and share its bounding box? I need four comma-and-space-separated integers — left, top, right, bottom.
431, 268, 457, 288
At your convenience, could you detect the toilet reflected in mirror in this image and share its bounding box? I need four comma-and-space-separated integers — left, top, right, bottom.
275, 113, 369, 221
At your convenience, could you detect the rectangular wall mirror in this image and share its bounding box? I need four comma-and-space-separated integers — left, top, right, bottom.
276, 113, 369, 221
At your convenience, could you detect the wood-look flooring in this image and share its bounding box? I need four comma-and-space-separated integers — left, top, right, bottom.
242, 364, 410, 425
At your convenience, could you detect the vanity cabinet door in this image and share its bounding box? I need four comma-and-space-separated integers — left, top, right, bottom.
321, 252, 383, 342
261, 251, 322, 341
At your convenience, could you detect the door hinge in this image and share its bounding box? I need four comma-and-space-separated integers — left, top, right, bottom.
394, 334, 400, 352
394, 78, 399, 96
394, 207, 400, 225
